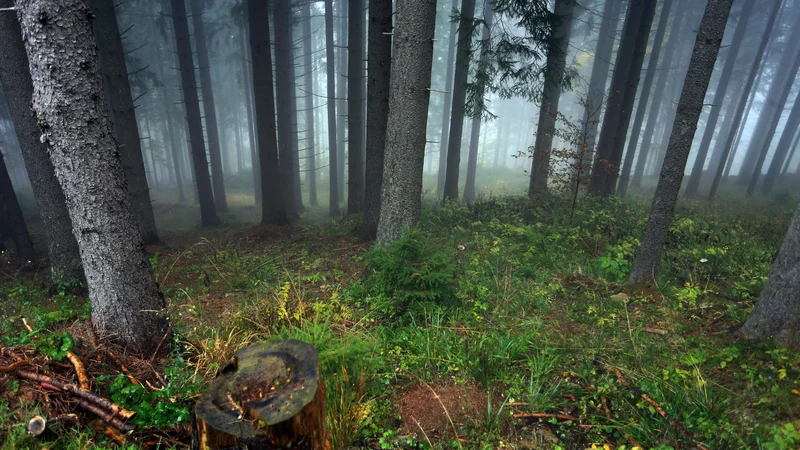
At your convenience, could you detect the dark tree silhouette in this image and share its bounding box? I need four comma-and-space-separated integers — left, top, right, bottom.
437, 0, 459, 197
325, 0, 342, 216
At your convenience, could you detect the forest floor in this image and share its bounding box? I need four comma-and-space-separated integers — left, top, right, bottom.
1, 180, 800, 449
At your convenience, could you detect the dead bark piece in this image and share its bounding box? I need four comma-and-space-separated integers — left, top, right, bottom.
193, 340, 330, 450
66, 351, 90, 391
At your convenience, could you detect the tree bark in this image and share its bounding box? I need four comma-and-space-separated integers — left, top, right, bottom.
248, 0, 290, 226
528, 0, 575, 197
442, 0, 476, 201
463, 3, 494, 204
628, 0, 733, 286
683, 0, 755, 198
16, 0, 171, 355
740, 202, 800, 343
336, 0, 348, 203
302, 2, 319, 207
89, 0, 160, 244
740, 26, 800, 189
761, 92, 800, 195
290, 41, 305, 214
363, 0, 393, 239
325, 0, 342, 217
630, 5, 688, 190
274, 0, 298, 218
707, 0, 781, 200
347, 0, 365, 213
190, 0, 227, 213
589, 0, 658, 196
238, 23, 260, 204
0, 0, 83, 286
170, 0, 220, 227
154, 39, 185, 203
437, 0, 459, 197
617, 0, 674, 197
376, 0, 437, 243
578, 0, 621, 183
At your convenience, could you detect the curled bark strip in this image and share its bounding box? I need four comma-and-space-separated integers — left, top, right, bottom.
16, 369, 135, 421
609, 366, 708, 450
513, 412, 579, 422
65, 351, 90, 391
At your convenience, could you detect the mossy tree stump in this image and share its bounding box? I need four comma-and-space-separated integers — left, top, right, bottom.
193, 340, 330, 450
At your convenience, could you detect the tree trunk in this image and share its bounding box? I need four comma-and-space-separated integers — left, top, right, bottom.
781, 129, 800, 176
363, 0, 393, 239
248, 0, 290, 226
442, 0, 477, 201
376, 0, 437, 243
579, 0, 621, 182
325, 0, 342, 217
336, 0, 348, 203
347, 0, 365, 213
155, 40, 185, 203
302, 2, 319, 207
0, 0, 84, 287
617, 0, 674, 197
628, 0, 733, 286
630, 5, 688, 190
589, 0, 658, 196
739, 27, 800, 188
707, 0, 781, 200
89, 0, 161, 244
528, 0, 575, 197
190, 0, 227, 213
437, 0, 459, 197
290, 43, 305, 214
17, 0, 171, 355
239, 24, 260, 204
683, 0, 755, 198
170, 0, 220, 227
274, 0, 298, 218
463, 3, 495, 204
761, 93, 800, 195
740, 202, 800, 343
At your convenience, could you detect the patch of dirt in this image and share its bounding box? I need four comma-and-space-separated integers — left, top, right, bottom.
399, 382, 489, 439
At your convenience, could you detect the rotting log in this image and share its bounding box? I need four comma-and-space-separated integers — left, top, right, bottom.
192, 340, 330, 450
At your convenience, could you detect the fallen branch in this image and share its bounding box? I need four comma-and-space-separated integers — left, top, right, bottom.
65, 351, 90, 391
77, 399, 134, 432
609, 366, 708, 450
16, 369, 135, 421
0, 360, 29, 372
513, 412, 578, 422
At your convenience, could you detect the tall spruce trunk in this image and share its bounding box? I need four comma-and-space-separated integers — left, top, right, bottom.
238, 24, 260, 203
170, 0, 220, 226
781, 131, 800, 176
761, 93, 800, 194
442, 0, 476, 201
248, 0, 289, 226
336, 0, 348, 202
363, 0, 393, 238
437, 0, 459, 197
325, 0, 342, 216
630, 5, 688, 189
708, 2, 781, 199
627, 0, 733, 286
528, 0, 574, 197
0, 152, 35, 262
16, 0, 171, 354
302, 2, 319, 206
589, 0, 658, 196
617, 0, 674, 197
0, 0, 83, 286
190, 0, 227, 213
89, 0, 160, 244
463, 3, 494, 204
683, 0, 755, 198
740, 201, 800, 343
376, 0, 436, 243
289, 41, 305, 214
579, 0, 621, 179
154, 40, 185, 203
347, 0, 365, 213
739, 26, 800, 187
274, 0, 298, 218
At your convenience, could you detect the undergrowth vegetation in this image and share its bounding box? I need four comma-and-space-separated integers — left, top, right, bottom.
1, 192, 799, 449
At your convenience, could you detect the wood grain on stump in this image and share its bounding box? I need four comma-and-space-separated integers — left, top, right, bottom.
193, 340, 330, 450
